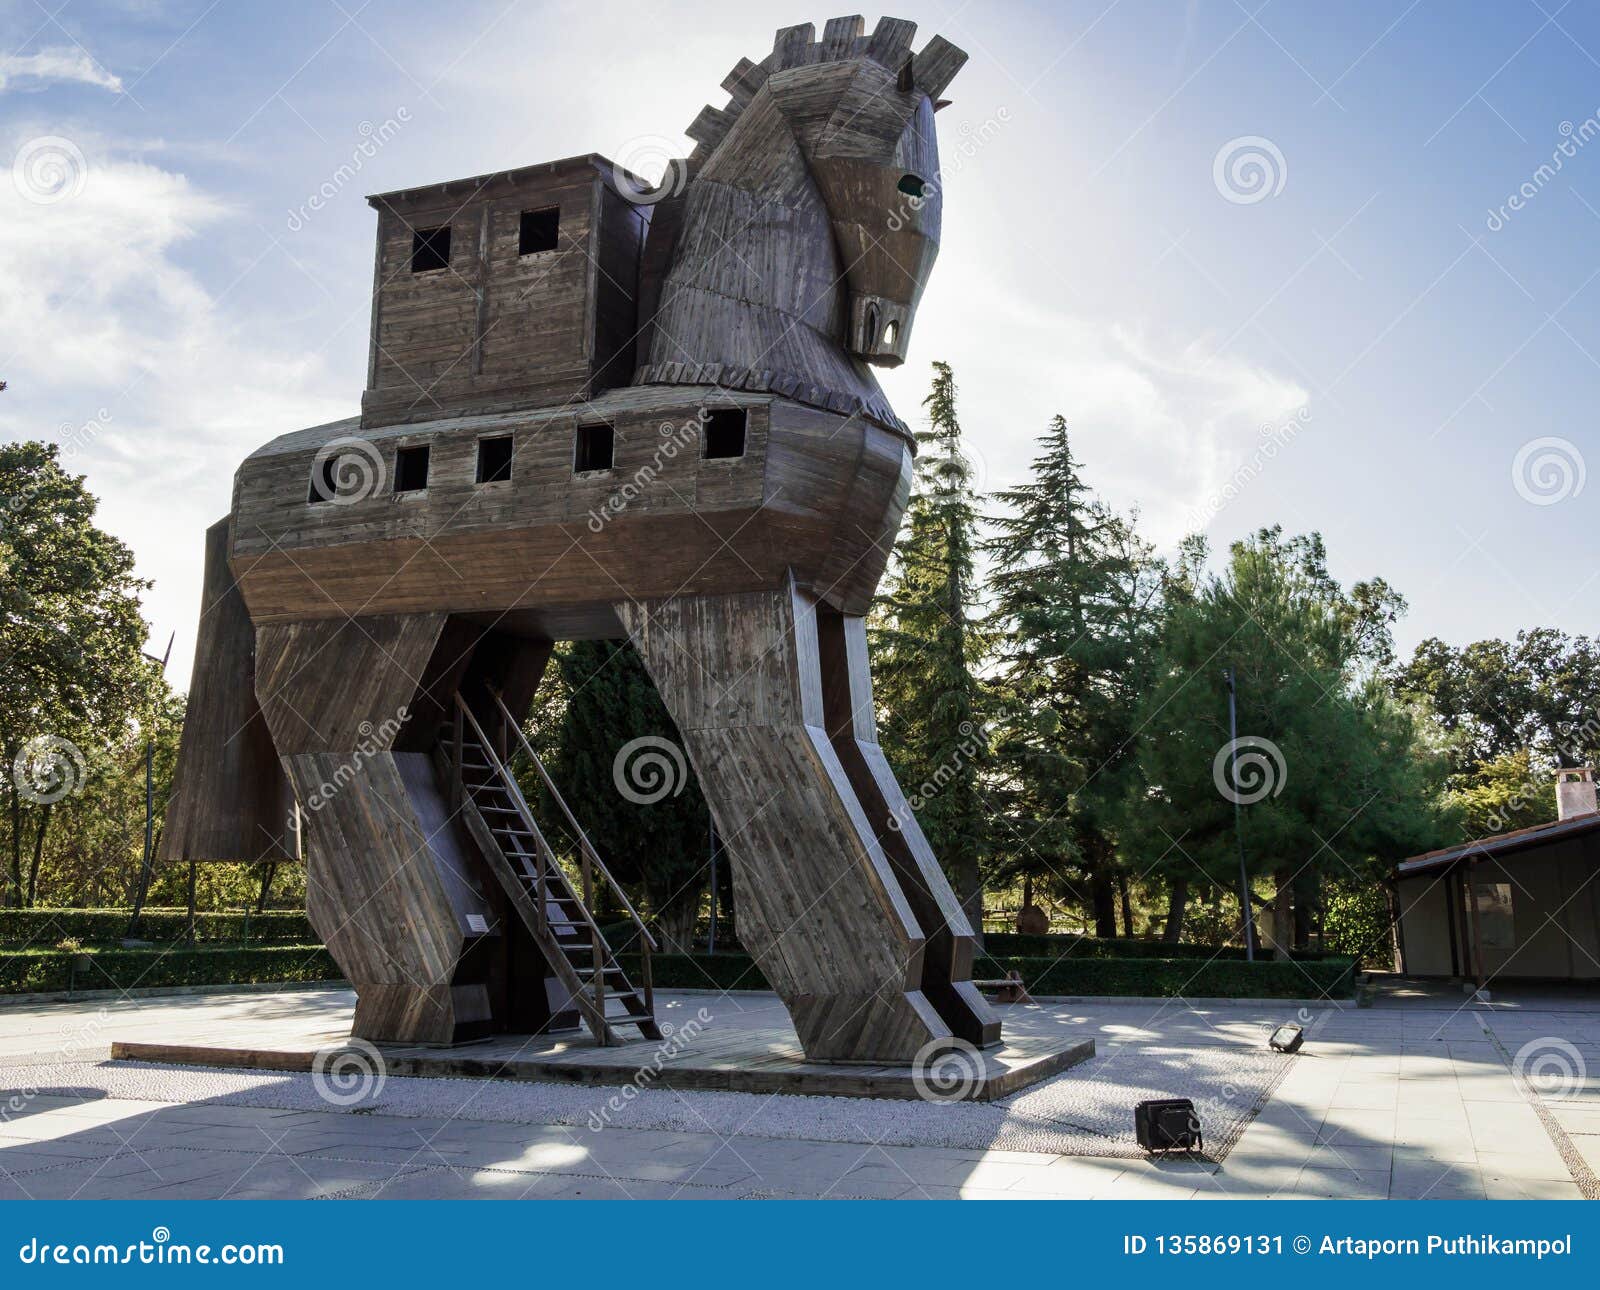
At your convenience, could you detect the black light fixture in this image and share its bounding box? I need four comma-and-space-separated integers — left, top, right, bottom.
1268, 1023, 1305, 1053
1134, 1098, 1203, 1155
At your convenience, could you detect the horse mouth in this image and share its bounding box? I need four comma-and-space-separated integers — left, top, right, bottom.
848, 295, 911, 367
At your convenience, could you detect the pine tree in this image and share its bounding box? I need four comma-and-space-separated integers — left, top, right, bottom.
984, 417, 1161, 937
872, 362, 990, 929
541, 639, 711, 952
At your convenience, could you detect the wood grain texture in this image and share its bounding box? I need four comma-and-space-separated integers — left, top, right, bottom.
361, 155, 647, 429
230, 396, 907, 624
620, 578, 980, 1063
158, 517, 296, 864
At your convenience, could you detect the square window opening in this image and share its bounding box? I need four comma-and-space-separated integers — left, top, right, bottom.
411, 225, 451, 272
476, 435, 514, 483
574, 422, 614, 473
307, 455, 339, 504
519, 207, 560, 255
703, 408, 747, 459
394, 444, 431, 493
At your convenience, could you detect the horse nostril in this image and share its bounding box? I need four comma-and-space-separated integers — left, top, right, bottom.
897, 173, 926, 198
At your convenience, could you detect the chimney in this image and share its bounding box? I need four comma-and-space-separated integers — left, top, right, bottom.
1556, 766, 1598, 821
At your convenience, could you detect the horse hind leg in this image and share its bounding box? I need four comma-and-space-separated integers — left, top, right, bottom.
620, 579, 993, 1063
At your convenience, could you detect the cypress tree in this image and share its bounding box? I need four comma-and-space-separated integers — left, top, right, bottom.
872, 362, 991, 931
985, 417, 1159, 937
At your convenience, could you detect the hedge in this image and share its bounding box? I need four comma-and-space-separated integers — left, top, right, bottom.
0, 908, 315, 947
0, 945, 339, 995
981, 932, 1331, 962
615, 950, 1357, 999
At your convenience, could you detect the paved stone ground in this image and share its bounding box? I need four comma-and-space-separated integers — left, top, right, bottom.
0, 984, 1593, 1199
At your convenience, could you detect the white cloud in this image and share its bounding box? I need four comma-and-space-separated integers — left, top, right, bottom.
0, 47, 124, 95
881, 284, 1309, 550
0, 138, 350, 682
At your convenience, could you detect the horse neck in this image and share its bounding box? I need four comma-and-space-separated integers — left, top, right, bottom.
639, 97, 901, 433
650, 111, 845, 371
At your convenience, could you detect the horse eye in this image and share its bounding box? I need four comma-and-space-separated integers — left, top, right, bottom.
897, 174, 926, 198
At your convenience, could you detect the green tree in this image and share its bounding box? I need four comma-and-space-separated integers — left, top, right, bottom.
543, 639, 710, 952
872, 361, 990, 928
1129, 527, 1450, 958
0, 443, 157, 907
984, 416, 1162, 937
1398, 629, 1600, 789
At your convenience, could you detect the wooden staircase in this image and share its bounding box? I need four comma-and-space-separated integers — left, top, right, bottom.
436, 690, 660, 1046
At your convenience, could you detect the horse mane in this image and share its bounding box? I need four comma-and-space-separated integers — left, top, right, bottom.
678, 16, 966, 164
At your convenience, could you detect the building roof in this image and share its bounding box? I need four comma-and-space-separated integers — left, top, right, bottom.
1396, 810, 1600, 877
365, 153, 630, 207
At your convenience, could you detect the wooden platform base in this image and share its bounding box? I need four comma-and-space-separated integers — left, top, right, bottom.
112, 1019, 1092, 1103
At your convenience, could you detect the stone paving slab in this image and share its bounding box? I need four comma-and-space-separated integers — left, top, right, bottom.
0, 984, 1592, 1198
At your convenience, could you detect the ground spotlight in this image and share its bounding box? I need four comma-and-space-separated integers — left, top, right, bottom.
1268, 1023, 1305, 1053
1134, 1097, 1203, 1155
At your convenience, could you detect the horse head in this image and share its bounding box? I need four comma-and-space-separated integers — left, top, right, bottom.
764, 26, 966, 367
641, 17, 968, 428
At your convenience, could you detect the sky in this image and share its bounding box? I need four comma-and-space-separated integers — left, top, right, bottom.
2, 0, 1598, 685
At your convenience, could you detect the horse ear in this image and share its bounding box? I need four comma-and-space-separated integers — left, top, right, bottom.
896, 58, 914, 93
911, 34, 968, 100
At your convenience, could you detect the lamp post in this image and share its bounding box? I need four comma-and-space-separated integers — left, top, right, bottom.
1222, 666, 1256, 962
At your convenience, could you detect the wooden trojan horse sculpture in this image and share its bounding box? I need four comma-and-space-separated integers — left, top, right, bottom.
160, 15, 1000, 1064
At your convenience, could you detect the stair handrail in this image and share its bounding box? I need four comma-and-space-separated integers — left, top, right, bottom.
488, 689, 660, 955
452, 693, 577, 943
